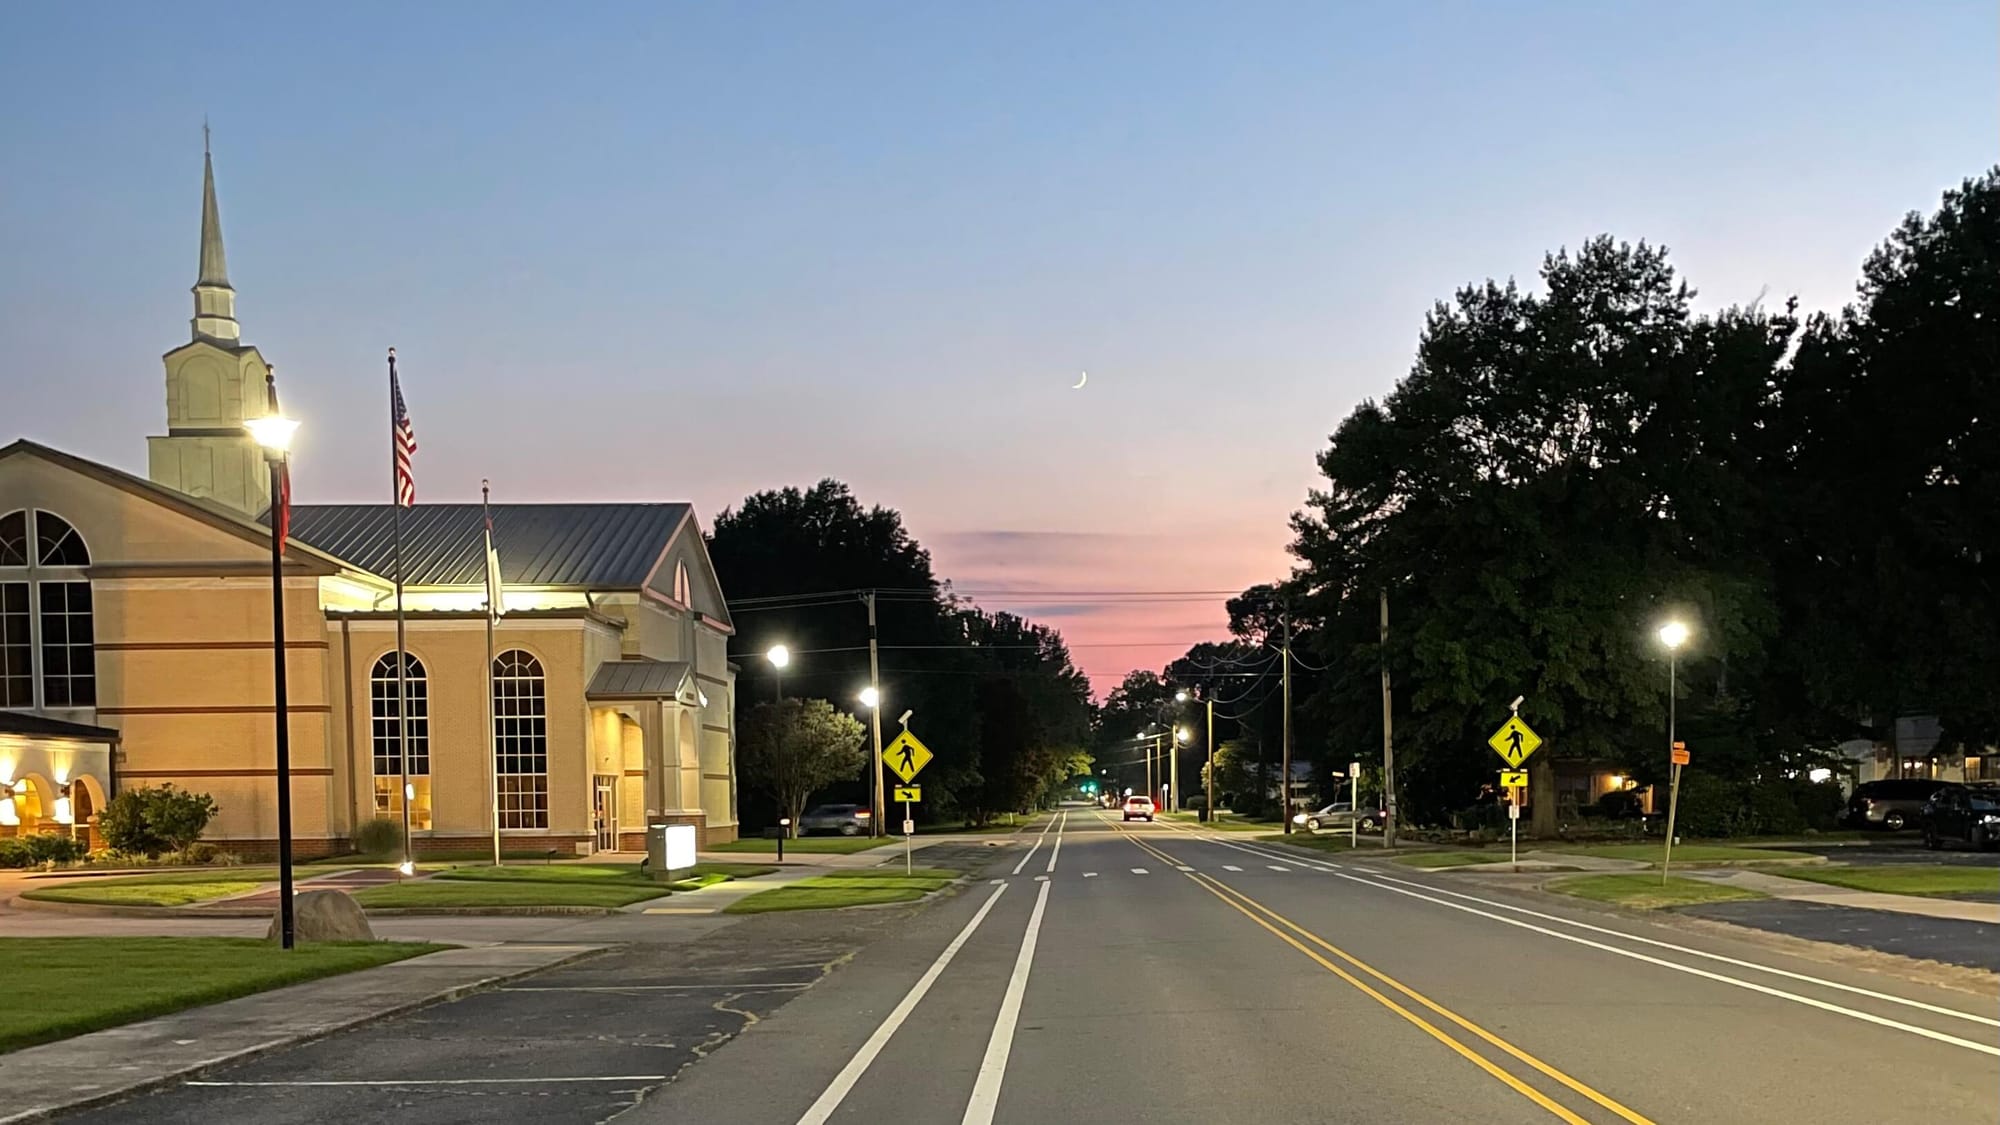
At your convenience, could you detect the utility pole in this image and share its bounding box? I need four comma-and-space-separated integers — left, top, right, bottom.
865, 591, 884, 837
1281, 604, 1293, 833
1380, 588, 1397, 848
1204, 695, 1214, 823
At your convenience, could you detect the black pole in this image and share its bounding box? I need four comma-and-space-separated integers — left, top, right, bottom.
269, 457, 296, 949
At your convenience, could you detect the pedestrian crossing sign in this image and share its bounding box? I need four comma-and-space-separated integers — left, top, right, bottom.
1487, 716, 1543, 768
884, 730, 934, 783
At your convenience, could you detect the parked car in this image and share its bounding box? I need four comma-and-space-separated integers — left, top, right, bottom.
1122, 795, 1156, 822
1845, 778, 1949, 831
1922, 784, 2000, 851
797, 803, 872, 836
1293, 801, 1384, 833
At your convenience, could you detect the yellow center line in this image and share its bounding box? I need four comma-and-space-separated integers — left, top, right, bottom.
1120, 832, 1654, 1125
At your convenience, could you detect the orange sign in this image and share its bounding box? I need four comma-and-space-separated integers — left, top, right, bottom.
1670, 742, 1690, 766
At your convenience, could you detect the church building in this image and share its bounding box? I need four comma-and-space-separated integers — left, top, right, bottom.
0, 150, 740, 855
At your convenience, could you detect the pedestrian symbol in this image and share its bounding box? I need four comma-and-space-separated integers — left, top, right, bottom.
884, 730, 933, 783
1487, 716, 1543, 768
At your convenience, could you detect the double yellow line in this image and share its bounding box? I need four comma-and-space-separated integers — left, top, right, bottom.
1121, 832, 1653, 1125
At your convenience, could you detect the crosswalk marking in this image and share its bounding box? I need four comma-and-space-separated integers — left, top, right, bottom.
1083, 872, 1098, 878
1222, 864, 1243, 871
1267, 865, 1290, 872
1130, 867, 1149, 875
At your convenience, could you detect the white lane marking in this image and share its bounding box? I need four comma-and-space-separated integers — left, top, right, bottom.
794, 883, 1010, 1125
960, 879, 1053, 1125
1130, 867, 1149, 875
1034, 875, 1048, 882
187, 1077, 667, 1087
1083, 872, 1098, 878
1222, 864, 1243, 872
1010, 812, 1059, 876
1321, 867, 2000, 1057
989, 879, 1007, 885
1209, 834, 1999, 1034
1267, 865, 1291, 872
1366, 871, 2000, 1030
1046, 811, 1066, 873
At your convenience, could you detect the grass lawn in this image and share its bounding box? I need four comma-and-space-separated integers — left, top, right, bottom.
709, 836, 892, 855
1549, 874, 1769, 910
1391, 851, 1501, 869
1547, 843, 1812, 864
724, 869, 957, 915
1777, 865, 2000, 898
350, 880, 670, 909
0, 937, 440, 1052
21, 870, 274, 908
434, 861, 774, 886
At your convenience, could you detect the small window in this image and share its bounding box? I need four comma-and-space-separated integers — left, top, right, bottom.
38, 581, 94, 706
0, 582, 29, 706
34, 512, 89, 567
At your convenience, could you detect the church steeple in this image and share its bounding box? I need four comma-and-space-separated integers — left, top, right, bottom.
191, 129, 240, 344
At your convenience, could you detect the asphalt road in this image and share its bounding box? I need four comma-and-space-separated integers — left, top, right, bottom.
60, 814, 1999, 1124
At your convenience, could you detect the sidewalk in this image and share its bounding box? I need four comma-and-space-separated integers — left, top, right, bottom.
0, 942, 602, 1125
1680, 868, 2000, 924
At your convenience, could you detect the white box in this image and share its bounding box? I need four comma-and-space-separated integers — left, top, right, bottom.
663, 823, 698, 873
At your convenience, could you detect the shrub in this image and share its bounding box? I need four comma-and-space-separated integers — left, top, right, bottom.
98, 785, 220, 857
25, 833, 88, 864
0, 837, 34, 868
181, 841, 222, 865
353, 817, 405, 859
1666, 772, 1851, 838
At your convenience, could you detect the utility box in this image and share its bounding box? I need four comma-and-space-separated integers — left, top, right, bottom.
647, 822, 698, 880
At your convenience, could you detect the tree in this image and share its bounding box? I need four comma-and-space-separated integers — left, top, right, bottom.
961, 609, 1095, 822
737, 698, 869, 830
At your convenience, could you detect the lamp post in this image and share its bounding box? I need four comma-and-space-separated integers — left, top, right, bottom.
1176, 688, 1217, 822
246, 411, 300, 950
766, 644, 790, 702
859, 685, 882, 836
1656, 619, 1690, 884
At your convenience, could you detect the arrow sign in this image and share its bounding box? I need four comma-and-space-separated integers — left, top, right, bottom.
894, 786, 922, 803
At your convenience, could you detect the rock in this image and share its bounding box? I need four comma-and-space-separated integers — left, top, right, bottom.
268, 888, 375, 943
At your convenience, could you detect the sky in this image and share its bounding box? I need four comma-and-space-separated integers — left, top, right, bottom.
1, 1, 1992, 693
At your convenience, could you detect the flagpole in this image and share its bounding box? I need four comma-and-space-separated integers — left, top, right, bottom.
389, 348, 413, 875
483, 479, 501, 868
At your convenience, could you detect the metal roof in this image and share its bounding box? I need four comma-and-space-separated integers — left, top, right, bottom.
586, 660, 692, 700
283, 503, 689, 588
0, 710, 121, 743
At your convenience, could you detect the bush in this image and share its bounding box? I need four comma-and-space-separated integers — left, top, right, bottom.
0, 833, 88, 867
98, 785, 220, 858
181, 841, 223, 865
353, 817, 405, 859
1667, 771, 1850, 838
0, 837, 33, 868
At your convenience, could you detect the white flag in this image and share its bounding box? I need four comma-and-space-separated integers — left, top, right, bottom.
483, 510, 505, 621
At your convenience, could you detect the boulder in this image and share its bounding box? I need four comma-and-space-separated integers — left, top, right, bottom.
268, 888, 375, 943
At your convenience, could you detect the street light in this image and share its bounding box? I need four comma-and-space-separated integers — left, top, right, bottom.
1656, 619, 1691, 883
246, 409, 299, 950
859, 685, 880, 709
766, 644, 790, 701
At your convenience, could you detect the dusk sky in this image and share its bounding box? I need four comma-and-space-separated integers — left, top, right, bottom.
2, 2, 1991, 693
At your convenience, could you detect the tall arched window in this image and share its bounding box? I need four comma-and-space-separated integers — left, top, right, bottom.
493, 650, 548, 829
0, 511, 94, 709
369, 652, 432, 830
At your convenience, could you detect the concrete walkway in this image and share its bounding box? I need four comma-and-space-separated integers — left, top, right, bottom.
0, 942, 602, 1125
1680, 867, 2000, 923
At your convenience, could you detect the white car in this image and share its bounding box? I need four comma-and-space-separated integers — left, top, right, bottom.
1122, 796, 1156, 822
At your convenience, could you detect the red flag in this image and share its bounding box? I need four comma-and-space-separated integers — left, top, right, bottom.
267, 370, 290, 555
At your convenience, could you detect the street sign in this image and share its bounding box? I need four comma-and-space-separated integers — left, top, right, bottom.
1508, 804, 1520, 820
1499, 770, 1528, 789
894, 786, 922, 803
1487, 716, 1544, 768
1670, 741, 1690, 766
884, 730, 934, 783
903, 819, 915, 835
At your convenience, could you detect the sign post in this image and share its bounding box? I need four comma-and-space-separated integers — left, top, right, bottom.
1661, 742, 1689, 884
884, 729, 933, 876
1488, 700, 1540, 870
1349, 760, 1362, 849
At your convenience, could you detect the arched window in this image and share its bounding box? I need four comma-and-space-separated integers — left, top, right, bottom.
0, 511, 94, 709
369, 652, 432, 830
493, 650, 548, 829
673, 561, 691, 606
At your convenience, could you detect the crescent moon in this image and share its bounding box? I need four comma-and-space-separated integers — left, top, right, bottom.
1072, 370, 1088, 389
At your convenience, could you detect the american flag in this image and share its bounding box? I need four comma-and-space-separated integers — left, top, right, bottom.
391, 366, 417, 507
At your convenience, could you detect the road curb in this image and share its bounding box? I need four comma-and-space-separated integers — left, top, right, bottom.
0, 943, 611, 1125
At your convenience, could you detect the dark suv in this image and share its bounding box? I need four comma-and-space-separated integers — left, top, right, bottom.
1922, 784, 2000, 851
1846, 778, 1948, 831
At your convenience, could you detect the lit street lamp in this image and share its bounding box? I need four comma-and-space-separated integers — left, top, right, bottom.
246, 409, 300, 950
1657, 619, 1691, 883
766, 644, 790, 701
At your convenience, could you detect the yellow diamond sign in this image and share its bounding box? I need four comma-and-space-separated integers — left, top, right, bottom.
1487, 716, 1543, 768
884, 730, 934, 783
